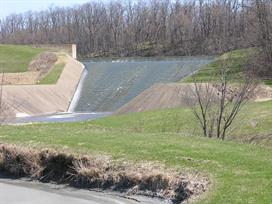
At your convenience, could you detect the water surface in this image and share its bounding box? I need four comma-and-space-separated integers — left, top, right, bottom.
75, 57, 213, 112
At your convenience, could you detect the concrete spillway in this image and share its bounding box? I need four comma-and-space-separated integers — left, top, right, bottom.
75, 57, 213, 112
3, 55, 85, 117
68, 68, 88, 112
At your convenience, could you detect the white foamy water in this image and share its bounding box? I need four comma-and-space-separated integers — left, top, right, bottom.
16, 112, 30, 118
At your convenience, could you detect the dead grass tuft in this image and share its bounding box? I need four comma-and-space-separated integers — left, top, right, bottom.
29, 52, 58, 76
38, 149, 75, 182
0, 144, 209, 203
0, 144, 39, 177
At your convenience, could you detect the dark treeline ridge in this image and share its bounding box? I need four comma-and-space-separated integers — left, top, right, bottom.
0, 0, 271, 63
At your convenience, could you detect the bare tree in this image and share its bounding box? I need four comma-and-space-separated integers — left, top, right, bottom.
187, 55, 257, 140
254, 0, 272, 77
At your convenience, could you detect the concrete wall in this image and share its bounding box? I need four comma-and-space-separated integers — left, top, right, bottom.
72, 44, 77, 59
3, 55, 84, 116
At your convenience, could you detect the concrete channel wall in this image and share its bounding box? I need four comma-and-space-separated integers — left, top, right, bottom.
3, 54, 84, 116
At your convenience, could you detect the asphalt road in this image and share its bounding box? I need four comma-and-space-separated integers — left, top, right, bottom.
0, 179, 168, 204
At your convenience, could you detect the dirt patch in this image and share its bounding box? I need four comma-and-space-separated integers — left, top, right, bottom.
252, 85, 272, 102
29, 52, 58, 77
213, 83, 272, 102
33, 44, 74, 56
2, 72, 40, 85
0, 144, 209, 204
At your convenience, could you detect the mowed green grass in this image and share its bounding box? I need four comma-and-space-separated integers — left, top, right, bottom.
39, 63, 65, 84
92, 100, 272, 145
263, 79, 272, 85
0, 100, 271, 203
0, 44, 44, 73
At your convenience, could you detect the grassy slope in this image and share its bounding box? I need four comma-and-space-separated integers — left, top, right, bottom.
0, 44, 44, 73
92, 101, 272, 145
263, 79, 272, 85
183, 48, 257, 83
39, 63, 65, 84
0, 47, 271, 203
0, 100, 271, 203
184, 47, 272, 87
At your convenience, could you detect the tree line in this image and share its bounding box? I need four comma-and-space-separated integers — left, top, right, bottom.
0, 0, 271, 63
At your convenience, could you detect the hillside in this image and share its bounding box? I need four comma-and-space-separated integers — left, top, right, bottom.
1, 0, 271, 61
0, 44, 44, 73
0, 102, 271, 203
115, 49, 272, 115
0, 0, 271, 203
0, 47, 271, 203
183, 48, 272, 85
0, 44, 69, 85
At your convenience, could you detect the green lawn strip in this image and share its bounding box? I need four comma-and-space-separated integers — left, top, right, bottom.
38, 63, 65, 84
0, 101, 271, 203
0, 44, 44, 73
92, 100, 272, 145
183, 48, 256, 83
264, 79, 272, 86
0, 122, 271, 203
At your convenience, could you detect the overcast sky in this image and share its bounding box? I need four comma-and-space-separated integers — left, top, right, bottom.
0, 0, 93, 18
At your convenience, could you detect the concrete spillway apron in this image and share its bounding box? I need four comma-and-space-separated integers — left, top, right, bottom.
4, 55, 85, 116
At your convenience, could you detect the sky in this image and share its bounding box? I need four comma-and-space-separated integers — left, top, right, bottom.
0, 0, 93, 18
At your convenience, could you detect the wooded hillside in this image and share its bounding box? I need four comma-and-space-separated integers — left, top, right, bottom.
0, 0, 271, 63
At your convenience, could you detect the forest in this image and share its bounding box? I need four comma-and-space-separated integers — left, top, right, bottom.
0, 0, 271, 75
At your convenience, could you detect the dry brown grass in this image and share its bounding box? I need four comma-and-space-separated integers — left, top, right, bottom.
0, 144, 209, 203
29, 52, 58, 79
0, 144, 39, 177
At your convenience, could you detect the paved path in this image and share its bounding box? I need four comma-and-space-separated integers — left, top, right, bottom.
0, 182, 97, 204
0, 179, 167, 204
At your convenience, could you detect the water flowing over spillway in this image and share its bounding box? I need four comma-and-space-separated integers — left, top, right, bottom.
75, 57, 213, 112
68, 68, 88, 112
